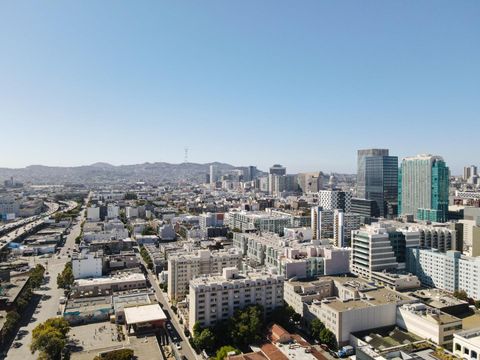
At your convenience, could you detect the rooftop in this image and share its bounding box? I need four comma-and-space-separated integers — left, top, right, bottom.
124, 304, 167, 324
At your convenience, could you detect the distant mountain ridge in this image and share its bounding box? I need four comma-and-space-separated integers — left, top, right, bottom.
0, 161, 239, 185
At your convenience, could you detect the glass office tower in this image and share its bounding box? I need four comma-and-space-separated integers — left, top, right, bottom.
357, 149, 398, 218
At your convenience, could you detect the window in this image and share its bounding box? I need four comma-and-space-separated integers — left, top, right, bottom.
471, 351, 477, 359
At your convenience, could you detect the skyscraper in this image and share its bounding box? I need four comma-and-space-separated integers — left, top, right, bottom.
357, 149, 398, 218
398, 154, 449, 222
269, 164, 286, 176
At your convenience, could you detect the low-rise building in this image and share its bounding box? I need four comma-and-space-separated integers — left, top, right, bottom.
453, 328, 480, 360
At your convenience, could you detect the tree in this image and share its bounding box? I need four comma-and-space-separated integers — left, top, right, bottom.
475, 300, 480, 310
229, 305, 263, 347
31, 318, 70, 360
93, 349, 134, 360
319, 328, 337, 350
141, 225, 157, 236
57, 262, 74, 289
30, 264, 45, 288
193, 328, 216, 353
453, 290, 469, 301
215, 346, 239, 360
310, 318, 325, 340
3, 311, 20, 336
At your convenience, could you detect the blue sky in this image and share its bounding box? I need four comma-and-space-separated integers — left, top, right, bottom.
0, 1, 478, 174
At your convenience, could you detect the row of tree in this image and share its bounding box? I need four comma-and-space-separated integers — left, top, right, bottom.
57, 262, 74, 289
1, 265, 45, 343
139, 245, 154, 270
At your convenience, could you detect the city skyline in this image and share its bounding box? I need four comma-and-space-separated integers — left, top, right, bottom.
1, 1, 479, 173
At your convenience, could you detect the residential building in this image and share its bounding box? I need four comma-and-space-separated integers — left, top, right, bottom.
188, 267, 284, 332
318, 190, 352, 212
399, 154, 449, 222
228, 210, 293, 235
311, 206, 334, 240
333, 210, 361, 247
86, 206, 100, 221
167, 249, 242, 301
72, 251, 103, 279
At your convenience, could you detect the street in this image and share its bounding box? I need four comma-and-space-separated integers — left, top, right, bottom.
4, 208, 85, 360
139, 257, 198, 360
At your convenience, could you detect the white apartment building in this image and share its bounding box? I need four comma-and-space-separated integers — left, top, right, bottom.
167, 249, 242, 301
453, 328, 480, 360
188, 267, 284, 332
107, 205, 120, 219
407, 249, 480, 300
72, 251, 103, 279
86, 206, 100, 221
396, 303, 462, 346
126, 206, 139, 219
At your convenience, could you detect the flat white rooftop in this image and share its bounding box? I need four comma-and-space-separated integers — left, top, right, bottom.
124, 304, 167, 325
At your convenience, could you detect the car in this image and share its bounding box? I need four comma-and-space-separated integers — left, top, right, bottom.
175, 343, 182, 350
12, 342, 22, 348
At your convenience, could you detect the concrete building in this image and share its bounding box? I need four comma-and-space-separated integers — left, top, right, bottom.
453, 328, 480, 360
351, 222, 420, 279
107, 204, 119, 219
407, 249, 480, 300
72, 272, 147, 298
188, 268, 284, 332
396, 302, 462, 346
333, 210, 361, 247
311, 206, 334, 240
72, 251, 103, 279
399, 154, 449, 222
167, 249, 242, 301
86, 206, 100, 221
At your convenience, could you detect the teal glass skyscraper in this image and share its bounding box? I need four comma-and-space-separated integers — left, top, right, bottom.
398, 154, 449, 222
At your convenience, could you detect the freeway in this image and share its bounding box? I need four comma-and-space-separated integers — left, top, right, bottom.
0, 201, 77, 251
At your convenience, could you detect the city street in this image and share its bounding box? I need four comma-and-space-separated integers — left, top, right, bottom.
4, 207, 85, 360
139, 257, 198, 360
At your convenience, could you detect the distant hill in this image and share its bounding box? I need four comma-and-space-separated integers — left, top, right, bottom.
0, 161, 239, 185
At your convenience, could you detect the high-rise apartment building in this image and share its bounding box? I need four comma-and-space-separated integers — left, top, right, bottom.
311, 206, 335, 240
399, 154, 449, 222
357, 149, 398, 218
167, 249, 242, 301
188, 268, 284, 332
333, 210, 361, 247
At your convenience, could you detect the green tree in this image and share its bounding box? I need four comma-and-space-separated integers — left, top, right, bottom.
93, 349, 134, 360
310, 318, 325, 340
215, 345, 239, 360
57, 262, 74, 289
193, 328, 216, 353
3, 311, 20, 336
475, 300, 480, 309
229, 305, 263, 347
30, 264, 45, 288
31, 318, 70, 360
141, 225, 157, 236
453, 290, 469, 301
319, 328, 337, 350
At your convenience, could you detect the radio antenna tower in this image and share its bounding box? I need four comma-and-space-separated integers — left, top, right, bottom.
184, 147, 189, 163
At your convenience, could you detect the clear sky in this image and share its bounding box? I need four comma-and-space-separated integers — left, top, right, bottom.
0, 1, 478, 174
